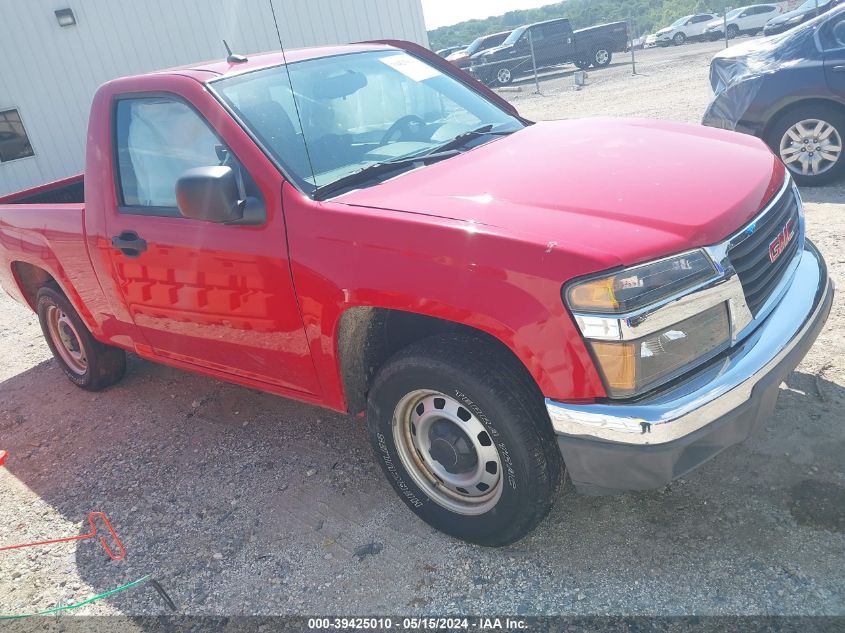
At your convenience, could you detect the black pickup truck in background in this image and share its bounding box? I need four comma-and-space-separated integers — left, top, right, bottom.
469, 18, 629, 86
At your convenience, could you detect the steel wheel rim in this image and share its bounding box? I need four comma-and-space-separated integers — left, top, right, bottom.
595, 49, 609, 65
497, 68, 511, 84
46, 305, 87, 375
780, 119, 843, 177
392, 390, 503, 516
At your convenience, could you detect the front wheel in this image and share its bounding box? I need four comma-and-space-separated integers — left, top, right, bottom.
727, 24, 740, 39
673, 32, 686, 45
37, 286, 126, 390
492, 66, 513, 86
366, 335, 562, 546
591, 47, 612, 68
767, 104, 845, 186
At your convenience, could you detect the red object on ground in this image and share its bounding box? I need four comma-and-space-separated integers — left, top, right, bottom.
0, 511, 126, 561
0, 450, 6, 466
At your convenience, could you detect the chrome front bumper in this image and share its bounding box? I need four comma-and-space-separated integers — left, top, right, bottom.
548, 240, 832, 492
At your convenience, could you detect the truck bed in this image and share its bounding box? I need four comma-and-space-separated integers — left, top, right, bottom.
0, 175, 91, 316
0, 174, 84, 205
574, 21, 629, 53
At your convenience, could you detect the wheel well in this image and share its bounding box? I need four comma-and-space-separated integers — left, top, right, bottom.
763, 99, 845, 142
11, 262, 57, 309
337, 308, 539, 415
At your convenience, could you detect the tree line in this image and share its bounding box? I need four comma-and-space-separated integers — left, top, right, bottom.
428, 0, 743, 50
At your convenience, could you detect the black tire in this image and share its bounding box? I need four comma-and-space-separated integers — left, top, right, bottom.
727, 24, 739, 39
36, 286, 126, 391
574, 59, 591, 70
766, 103, 845, 186
366, 334, 562, 546
673, 32, 686, 46
591, 47, 612, 68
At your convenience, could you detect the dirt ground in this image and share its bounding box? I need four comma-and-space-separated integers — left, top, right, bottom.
1, 39, 844, 619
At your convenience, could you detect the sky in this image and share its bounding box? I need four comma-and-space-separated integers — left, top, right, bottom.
421, 0, 556, 29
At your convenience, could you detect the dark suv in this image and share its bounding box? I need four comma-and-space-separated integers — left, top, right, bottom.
764, 0, 843, 35
703, 6, 845, 185
469, 18, 628, 86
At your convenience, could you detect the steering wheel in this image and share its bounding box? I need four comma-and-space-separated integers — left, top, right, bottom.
381, 114, 427, 145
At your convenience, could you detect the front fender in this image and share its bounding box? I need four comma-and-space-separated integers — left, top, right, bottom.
283, 184, 606, 412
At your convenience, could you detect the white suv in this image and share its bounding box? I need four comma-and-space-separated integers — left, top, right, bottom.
653, 13, 717, 46
704, 4, 781, 39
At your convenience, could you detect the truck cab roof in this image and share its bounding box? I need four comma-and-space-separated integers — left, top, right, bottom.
147, 42, 395, 82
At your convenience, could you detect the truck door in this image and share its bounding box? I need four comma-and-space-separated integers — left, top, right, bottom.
538, 20, 575, 66
105, 93, 321, 396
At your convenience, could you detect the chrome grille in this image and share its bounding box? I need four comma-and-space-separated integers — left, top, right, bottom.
728, 186, 802, 317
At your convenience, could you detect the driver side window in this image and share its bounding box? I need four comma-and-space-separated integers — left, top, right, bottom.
115, 97, 259, 215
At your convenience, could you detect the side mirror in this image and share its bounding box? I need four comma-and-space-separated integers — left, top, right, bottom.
175, 166, 264, 225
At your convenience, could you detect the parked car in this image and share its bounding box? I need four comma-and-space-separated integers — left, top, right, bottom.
0, 40, 833, 546
446, 31, 511, 69
764, 0, 843, 35
470, 18, 629, 86
436, 45, 466, 58
630, 35, 648, 50
704, 6, 845, 185
653, 13, 718, 46
705, 4, 781, 39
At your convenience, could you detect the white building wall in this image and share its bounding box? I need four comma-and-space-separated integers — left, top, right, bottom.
0, 0, 429, 196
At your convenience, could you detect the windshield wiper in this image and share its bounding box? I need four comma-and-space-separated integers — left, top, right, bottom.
313, 150, 460, 200
426, 124, 517, 155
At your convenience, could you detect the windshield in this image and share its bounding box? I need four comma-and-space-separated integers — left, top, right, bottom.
670, 15, 692, 27
502, 26, 527, 45
212, 51, 523, 194
796, 0, 831, 10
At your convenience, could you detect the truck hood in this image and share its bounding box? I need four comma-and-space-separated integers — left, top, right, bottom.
334, 119, 783, 269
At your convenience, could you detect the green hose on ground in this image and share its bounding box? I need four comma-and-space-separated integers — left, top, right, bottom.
0, 574, 151, 620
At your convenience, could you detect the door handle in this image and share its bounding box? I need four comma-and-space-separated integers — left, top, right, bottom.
111, 231, 147, 258
833, 65, 845, 73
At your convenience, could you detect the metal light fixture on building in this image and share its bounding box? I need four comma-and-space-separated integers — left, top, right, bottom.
55, 8, 77, 27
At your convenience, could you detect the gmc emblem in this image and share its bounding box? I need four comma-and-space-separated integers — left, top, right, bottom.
769, 219, 795, 264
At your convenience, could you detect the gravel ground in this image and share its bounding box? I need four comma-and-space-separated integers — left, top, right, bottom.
1, 39, 844, 619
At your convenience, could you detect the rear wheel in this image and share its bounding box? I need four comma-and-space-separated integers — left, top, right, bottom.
366, 334, 562, 546
591, 47, 612, 68
767, 104, 845, 186
673, 32, 686, 45
37, 286, 126, 391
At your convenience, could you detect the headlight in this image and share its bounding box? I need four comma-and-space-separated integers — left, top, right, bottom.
565, 250, 730, 399
566, 250, 717, 313
588, 304, 730, 398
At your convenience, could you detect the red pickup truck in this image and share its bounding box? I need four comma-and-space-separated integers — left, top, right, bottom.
0, 41, 833, 546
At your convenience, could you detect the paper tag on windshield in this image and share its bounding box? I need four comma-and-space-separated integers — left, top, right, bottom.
380, 55, 441, 82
